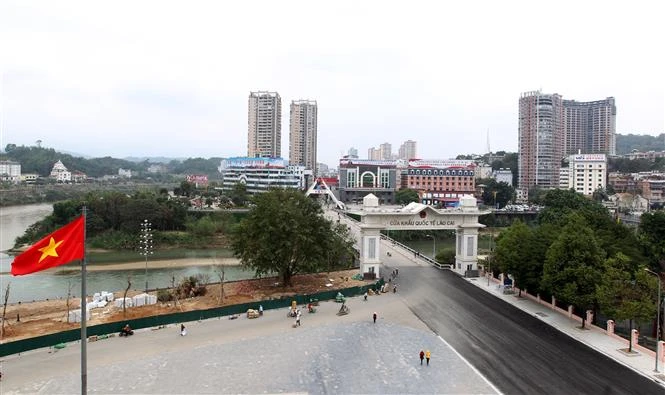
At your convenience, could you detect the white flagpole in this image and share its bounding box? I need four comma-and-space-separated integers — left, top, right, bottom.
81, 207, 88, 394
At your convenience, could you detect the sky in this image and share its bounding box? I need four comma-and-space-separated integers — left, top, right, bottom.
1, 1, 663, 167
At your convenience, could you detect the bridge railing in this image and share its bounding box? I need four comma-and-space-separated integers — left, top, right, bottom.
380, 234, 448, 270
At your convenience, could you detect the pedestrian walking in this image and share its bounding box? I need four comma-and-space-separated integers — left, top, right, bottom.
395, 268, 398, 276
419, 350, 424, 365
364, 292, 368, 301
296, 310, 302, 327
373, 312, 377, 323
259, 304, 263, 316
393, 284, 397, 293
425, 350, 431, 366
180, 324, 187, 336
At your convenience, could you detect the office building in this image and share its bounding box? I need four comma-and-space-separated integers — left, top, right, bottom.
564, 97, 616, 156
338, 159, 397, 204
289, 100, 318, 174
403, 159, 476, 207
248, 91, 282, 158
368, 147, 381, 160
567, 153, 607, 196
379, 143, 392, 160
398, 140, 417, 160
217, 157, 310, 194
347, 147, 359, 158
518, 91, 564, 193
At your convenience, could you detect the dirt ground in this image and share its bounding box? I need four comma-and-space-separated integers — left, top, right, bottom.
0, 269, 369, 342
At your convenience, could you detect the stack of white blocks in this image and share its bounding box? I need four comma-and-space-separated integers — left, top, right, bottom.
132, 293, 157, 307
114, 298, 134, 308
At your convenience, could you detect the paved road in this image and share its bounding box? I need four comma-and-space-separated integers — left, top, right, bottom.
389, 264, 663, 395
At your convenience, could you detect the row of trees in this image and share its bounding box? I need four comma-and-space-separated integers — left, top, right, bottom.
493, 189, 663, 340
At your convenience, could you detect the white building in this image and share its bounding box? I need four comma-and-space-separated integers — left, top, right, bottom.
248, 91, 282, 158
50, 160, 71, 183
118, 168, 132, 178
475, 163, 493, 179
493, 168, 513, 186
567, 153, 607, 196
217, 157, 309, 194
289, 99, 318, 175
0, 160, 21, 183
559, 167, 570, 189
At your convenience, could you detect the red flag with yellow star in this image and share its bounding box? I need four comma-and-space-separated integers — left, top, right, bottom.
11, 215, 85, 276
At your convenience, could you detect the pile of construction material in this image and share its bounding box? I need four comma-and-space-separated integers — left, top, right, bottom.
68, 291, 115, 323
132, 293, 157, 307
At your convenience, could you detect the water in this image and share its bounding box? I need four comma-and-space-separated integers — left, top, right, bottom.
0, 204, 256, 303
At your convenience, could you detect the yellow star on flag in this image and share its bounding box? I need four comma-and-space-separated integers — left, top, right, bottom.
37, 237, 64, 263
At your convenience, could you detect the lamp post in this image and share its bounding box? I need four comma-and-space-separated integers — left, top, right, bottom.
487, 230, 494, 286
645, 268, 662, 373
426, 234, 436, 261
139, 220, 153, 293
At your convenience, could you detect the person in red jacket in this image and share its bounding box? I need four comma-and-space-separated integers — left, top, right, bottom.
419, 350, 425, 365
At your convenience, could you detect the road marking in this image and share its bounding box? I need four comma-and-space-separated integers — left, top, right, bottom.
437, 335, 503, 395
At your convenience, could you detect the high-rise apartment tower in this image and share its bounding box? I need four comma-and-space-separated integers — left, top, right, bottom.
289, 100, 318, 174
398, 140, 417, 160
248, 91, 281, 158
518, 91, 564, 192
564, 97, 616, 156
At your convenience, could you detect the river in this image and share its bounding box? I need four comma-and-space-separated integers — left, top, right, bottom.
0, 204, 254, 303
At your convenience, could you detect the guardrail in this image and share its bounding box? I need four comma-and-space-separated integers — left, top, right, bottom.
380, 234, 449, 270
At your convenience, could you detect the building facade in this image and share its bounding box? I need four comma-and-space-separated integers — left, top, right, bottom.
50, 160, 71, 183
398, 140, 417, 160
338, 159, 397, 204
289, 100, 318, 174
567, 153, 607, 195
0, 160, 21, 183
217, 157, 309, 195
493, 168, 513, 186
248, 91, 282, 158
564, 97, 616, 156
403, 159, 476, 207
518, 91, 564, 193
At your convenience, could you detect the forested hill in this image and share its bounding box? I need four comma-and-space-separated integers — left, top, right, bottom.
0, 144, 223, 178
616, 133, 665, 154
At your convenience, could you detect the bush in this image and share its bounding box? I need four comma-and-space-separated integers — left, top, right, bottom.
175, 275, 208, 299
157, 289, 173, 302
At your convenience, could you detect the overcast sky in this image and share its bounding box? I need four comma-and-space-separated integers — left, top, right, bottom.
1, 1, 663, 166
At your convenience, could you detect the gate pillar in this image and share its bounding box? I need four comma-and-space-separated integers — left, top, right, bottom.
455, 225, 480, 277
359, 224, 382, 278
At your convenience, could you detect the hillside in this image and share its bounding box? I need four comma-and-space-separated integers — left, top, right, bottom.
616, 133, 665, 155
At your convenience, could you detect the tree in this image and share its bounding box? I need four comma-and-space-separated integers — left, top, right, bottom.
542, 215, 605, 328
638, 211, 665, 271
395, 188, 419, 205
230, 189, 355, 287
596, 254, 658, 352
230, 182, 248, 207
493, 221, 541, 296
477, 178, 515, 208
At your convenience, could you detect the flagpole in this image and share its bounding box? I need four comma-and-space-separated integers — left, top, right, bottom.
81, 206, 88, 394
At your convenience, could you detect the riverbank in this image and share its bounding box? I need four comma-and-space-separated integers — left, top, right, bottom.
68, 257, 240, 272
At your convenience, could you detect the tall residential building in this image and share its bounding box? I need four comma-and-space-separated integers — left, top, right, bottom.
248, 91, 282, 158
398, 140, 417, 160
368, 147, 381, 160
564, 97, 616, 156
379, 143, 392, 160
518, 91, 564, 192
347, 147, 359, 158
289, 100, 318, 174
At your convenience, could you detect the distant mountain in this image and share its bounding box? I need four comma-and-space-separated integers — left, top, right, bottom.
122, 156, 187, 164
616, 133, 664, 155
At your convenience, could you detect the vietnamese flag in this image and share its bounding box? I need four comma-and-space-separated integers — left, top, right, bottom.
11, 215, 85, 276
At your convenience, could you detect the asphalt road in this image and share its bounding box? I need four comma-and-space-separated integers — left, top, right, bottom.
390, 264, 663, 395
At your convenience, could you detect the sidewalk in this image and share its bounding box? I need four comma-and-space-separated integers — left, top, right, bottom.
464, 275, 665, 387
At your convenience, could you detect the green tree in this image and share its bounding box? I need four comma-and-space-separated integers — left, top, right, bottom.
230, 182, 248, 206
395, 188, 419, 205
596, 254, 658, 352
638, 211, 665, 271
493, 221, 541, 296
542, 215, 605, 328
230, 189, 355, 287
477, 178, 515, 208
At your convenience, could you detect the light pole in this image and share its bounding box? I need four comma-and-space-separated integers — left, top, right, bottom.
487, 230, 494, 286
426, 234, 436, 261
140, 220, 153, 293
645, 268, 662, 373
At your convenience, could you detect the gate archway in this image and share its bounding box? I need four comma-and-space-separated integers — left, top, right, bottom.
347, 194, 489, 277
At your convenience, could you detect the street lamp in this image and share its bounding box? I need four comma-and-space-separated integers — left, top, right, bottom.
139, 220, 154, 293
645, 268, 662, 373
426, 234, 436, 261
